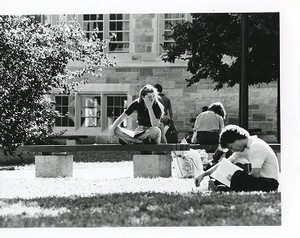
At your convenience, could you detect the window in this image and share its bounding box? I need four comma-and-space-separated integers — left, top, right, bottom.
55, 96, 75, 127
81, 96, 101, 127
163, 13, 187, 49
79, 94, 127, 128
107, 95, 128, 127
82, 14, 130, 53
82, 14, 104, 40
108, 14, 130, 52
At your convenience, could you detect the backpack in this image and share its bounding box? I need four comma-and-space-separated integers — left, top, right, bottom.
165, 121, 178, 143
171, 149, 205, 178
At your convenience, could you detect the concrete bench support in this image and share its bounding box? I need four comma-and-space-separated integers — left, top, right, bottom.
133, 154, 172, 178
35, 155, 73, 178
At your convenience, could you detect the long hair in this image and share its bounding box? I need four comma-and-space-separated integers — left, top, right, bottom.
138, 84, 164, 115
208, 102, 226, 119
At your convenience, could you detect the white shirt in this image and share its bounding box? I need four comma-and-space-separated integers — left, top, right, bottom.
228, 136, 279, 180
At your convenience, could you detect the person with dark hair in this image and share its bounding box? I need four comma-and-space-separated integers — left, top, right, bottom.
154, 83, 173, 143
202, 106, 208, 112
109, 84, 164, 144
192, 102, 232, 169
195, 125, 279, 192
193, 102, 226, 144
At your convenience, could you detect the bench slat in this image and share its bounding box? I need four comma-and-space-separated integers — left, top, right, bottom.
190, 143, 280, 153
48, 135, 88, 140
18, 143, 191, 153
18, 143, 280, 153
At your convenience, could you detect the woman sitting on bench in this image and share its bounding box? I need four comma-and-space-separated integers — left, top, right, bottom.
108, 84, 164, 144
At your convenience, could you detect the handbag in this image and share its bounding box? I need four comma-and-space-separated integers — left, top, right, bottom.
165, 121, 178, 143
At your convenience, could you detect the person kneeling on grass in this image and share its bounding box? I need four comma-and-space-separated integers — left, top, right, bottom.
194, 125, 279, 192
108, 84, 164, 144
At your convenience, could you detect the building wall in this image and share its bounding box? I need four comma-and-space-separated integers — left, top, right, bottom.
52, 13, 279, 143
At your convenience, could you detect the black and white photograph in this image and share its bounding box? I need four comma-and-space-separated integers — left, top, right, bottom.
0, 0, 299, 237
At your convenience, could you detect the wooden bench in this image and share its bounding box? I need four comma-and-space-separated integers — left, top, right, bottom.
17, 144, 190, 178
190, 143, 281, 153
47, 135, 88, 145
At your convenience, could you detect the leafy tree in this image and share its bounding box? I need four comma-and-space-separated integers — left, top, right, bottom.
162, 13, 279, 89
0, 15, 115, 154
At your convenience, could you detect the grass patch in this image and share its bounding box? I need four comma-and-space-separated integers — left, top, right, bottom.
0, 191, 281, 227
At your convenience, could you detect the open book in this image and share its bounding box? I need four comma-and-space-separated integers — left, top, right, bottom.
211, 159, 243, 187
118, 127, 145, 138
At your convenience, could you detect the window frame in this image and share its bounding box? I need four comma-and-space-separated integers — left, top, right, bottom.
80, 94, 102, 128
54, 95, 75, 127
81, 13, 130, 53
158, 13, 191, 56
52, 84, 131, 135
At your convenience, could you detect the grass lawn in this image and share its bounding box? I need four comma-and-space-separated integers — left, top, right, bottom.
0, 191, 280, 227
0, 151, 281, 228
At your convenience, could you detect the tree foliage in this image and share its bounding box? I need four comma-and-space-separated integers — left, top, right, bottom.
162, 13, 279, 89
0, 15, 116, 154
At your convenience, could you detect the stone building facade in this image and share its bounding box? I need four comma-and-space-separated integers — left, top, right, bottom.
45, 13, 279, 143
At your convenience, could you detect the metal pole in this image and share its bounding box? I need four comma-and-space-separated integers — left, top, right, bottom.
239, 13, 248, 130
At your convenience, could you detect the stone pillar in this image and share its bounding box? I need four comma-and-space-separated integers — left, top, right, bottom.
133, 154, 172, 178
35, 155, 73, 178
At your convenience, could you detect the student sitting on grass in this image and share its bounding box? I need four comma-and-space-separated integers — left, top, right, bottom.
194, 125, 279, 192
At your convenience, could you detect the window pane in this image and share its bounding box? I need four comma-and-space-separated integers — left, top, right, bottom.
163, 13, 187, 52
163, 42, 175, 48
165, 20, 173, 30
110, 14, 116, 20
114, 107, 121, 116
109, 22, 116, 31
62, 96, 68, 106
62, 117, 68, 126
81, 117, 100, 127
55, 117, 61, 126
163, 31, 173, 41
107, 95, 127, 118
116, 22, 122, 30
97, 33, 103, 39
108, 14, 130, 52
83, 14, 104, 40
109, 43, 129, 52
83, 22, 89, 31
107, 96, 113, 106
93, 22, 98, 30
62, 107, 68, 115
54, 95, 75, 127
81, 95, 101, 127
56, 106, 62, 113
97, 22, 103, 31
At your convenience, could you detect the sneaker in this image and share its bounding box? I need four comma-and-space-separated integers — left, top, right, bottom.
215, 185, 231, 192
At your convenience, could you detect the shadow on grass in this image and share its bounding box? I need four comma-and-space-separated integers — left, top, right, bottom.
0, 191, 281, 227
0, 151, 135, 167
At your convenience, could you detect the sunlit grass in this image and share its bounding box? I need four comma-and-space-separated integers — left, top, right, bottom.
0, 191, 281, 227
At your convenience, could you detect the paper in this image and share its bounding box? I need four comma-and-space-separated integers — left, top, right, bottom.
211, 159, 243, 187
118, 127, 145, 138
